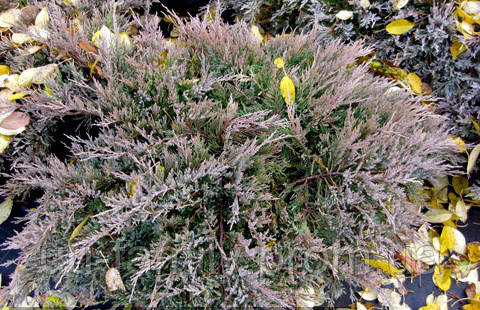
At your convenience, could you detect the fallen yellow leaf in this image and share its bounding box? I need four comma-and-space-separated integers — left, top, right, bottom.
393, 0, 409, 9
440, 225, 455, 253
65, 0, 80, 6
433, 264, 452, 291
457, 20, 477, 38
357, 287, 378, 301
420, 293, 447, 310
452, 226, 467, 254
0, 197, 13, 225
274, 57, 285, 69
34, 7, 49, 28
45, 86, 54, 96
295, 286, 317, 308
386, 19, 415, 35
467, 242, 480, 262
453, 199, 469, 223
11, 33, 33, 45
467, 144, 480, 174
8, 93, 26, 101
472, 119, 480, 132
0, 74, 19, 89
452, 175, 469, 195
250, 25, 263, 43
19, 45, 45, 56
0, 9, 22, 30
119, 32, 132, 50
406, 72, 423, 94
68, 214, 90, 251
452, 136, 467, 152
455, 7, 477, 25
462, 1, 480, 16
128, 179, 138, 197
28, 25, 50, 40
336, 10, 353, 20
92, 25, 114, 47
425, 208, 452, 223
280, 75, 295, 106
360, 0, 370, 9
364, 259, 403, 275
432, 176, 449, 203
0, 65, 10, 75
451, 41, 468, 60
18, 64, 58, 87
0, 134, 12, 153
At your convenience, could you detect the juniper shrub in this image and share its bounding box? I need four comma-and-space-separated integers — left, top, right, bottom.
0, 1, 459, 307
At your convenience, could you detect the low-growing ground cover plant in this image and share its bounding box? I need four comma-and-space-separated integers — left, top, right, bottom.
0, 0, 461, 308
225, 0, 480, 141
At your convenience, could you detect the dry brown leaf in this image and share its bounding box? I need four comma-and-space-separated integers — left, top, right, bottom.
105, 267, 126, 292
395, 252, 423, 275
422, 82, 432, 94
19, 44, 46, 56
127, 24, 139, 36
56, 50, 71, 61
78, 40, 98, 54
0, 0, 16, 10
20, 6, 40, 25
0, 111, 30, 135
466, 283, 477, 298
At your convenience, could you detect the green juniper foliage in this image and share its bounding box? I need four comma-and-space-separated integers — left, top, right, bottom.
225, 0, 480, 140
1, 1, 458, 307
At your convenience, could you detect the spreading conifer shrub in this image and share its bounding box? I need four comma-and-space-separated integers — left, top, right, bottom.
1, 1, 459, 307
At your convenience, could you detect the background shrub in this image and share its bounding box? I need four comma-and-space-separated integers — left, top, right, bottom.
0, 1, 459, 307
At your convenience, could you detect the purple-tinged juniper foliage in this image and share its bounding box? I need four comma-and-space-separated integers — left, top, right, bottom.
224, 0, 480, 140
0, 1, 459, 307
